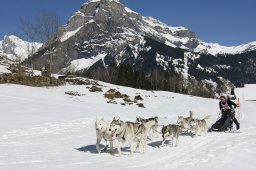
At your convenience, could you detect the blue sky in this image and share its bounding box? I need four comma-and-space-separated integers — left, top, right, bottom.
0, 0, 255, 46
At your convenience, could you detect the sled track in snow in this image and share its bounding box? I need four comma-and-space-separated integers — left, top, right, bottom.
1, 116, 255, 170
1, 115, 256, 170
1, 84, 256, 170
0, 118, 94, 141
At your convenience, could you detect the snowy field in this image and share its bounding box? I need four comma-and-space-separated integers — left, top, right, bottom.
0, 81, 256, 170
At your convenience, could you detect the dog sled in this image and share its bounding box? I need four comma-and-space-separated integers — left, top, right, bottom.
210, 110, 240, 132
210, 115, 231, 132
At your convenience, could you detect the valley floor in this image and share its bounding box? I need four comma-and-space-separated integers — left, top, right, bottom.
0, 82, 255, 170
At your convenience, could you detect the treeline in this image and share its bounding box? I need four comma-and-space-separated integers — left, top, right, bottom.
79, 63, 215, 98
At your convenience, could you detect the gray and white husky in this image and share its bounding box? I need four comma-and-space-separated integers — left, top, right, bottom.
95, 117, 113, 153
136, 116, 158, 138
189, 115, 210, 136
161, 124, 180, 147
177, 111, 194, 133
109, 117, 147, 156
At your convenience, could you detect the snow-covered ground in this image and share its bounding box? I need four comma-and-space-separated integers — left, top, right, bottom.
0, 81, 255, 170
244, 84, 256, 101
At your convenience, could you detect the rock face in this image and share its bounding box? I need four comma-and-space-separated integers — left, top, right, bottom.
31, 0, 256, 95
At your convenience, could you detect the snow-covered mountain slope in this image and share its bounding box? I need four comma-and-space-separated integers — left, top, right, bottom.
195, 40, 256, 55
65, 0, 256, 56
0, 35, 42, 62
31, 0, 256, 91
0, 81, 255, 170
32, 0, 255, 71
61, 53, 107, 73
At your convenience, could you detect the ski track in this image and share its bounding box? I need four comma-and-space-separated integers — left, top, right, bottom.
1, 117, 256, 170
0, 84, 256, 169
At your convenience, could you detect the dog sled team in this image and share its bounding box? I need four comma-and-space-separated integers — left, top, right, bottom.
95, 95, 240, 156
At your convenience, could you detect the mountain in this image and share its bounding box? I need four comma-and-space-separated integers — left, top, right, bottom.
31, 0, 256, 96
0, 35, 42, 62
194, 41, 256, 56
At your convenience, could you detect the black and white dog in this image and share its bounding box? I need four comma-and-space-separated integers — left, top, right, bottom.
161, 124, 180, 147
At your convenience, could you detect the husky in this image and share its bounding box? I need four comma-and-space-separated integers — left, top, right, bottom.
109, 117, 147, 156
161, 124, 180, 147
95, 117, 113, 154
177, 111, 194, 133
136, 116, 158, 138
189, 115, 211, 136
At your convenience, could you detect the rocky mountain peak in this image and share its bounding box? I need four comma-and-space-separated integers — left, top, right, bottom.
58, 0, 203, 55
31, 0, 256, 94
64, 0, 140, 32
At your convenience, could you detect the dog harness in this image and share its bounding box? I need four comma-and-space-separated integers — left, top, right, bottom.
221, 102, 231, 111
115, 123, 128, 141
